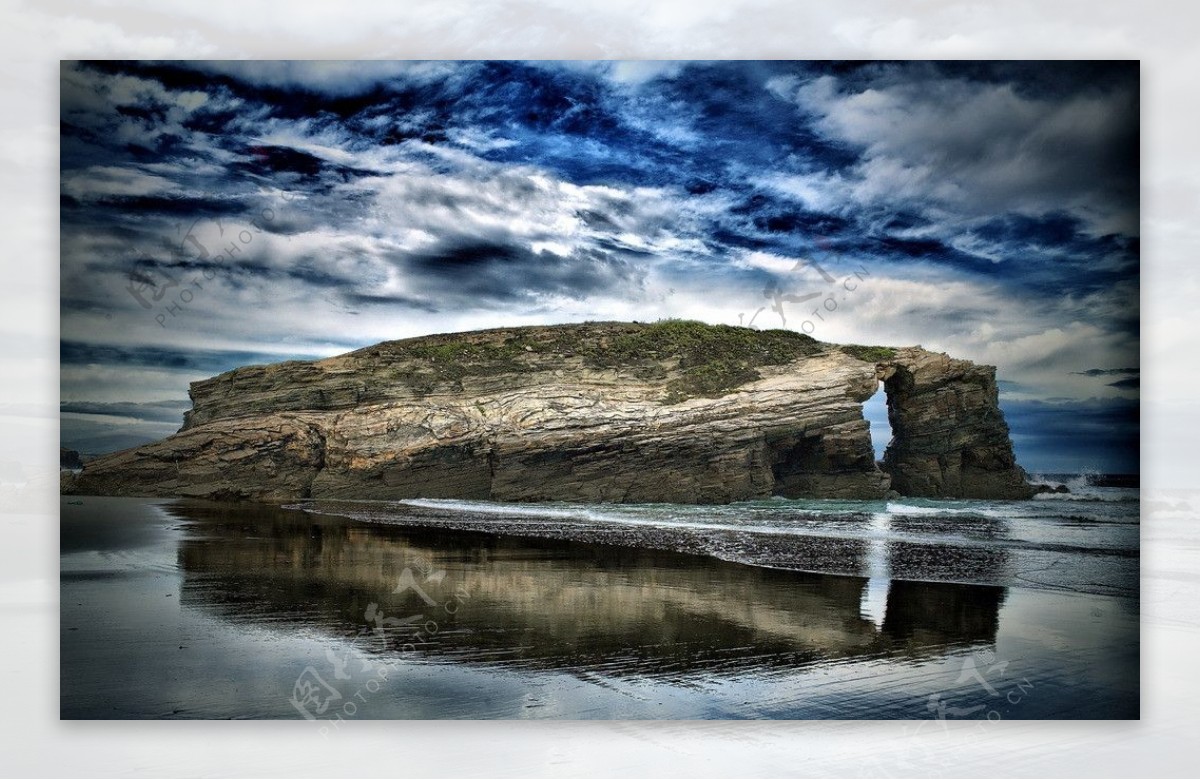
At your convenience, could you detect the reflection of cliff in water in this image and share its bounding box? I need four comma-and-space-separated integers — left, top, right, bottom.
169, 502, 1007, 680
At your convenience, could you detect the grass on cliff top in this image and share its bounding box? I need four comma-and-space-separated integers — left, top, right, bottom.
583, 319, 819, 365
577, 320, 823, 403
404, 339, 528, 365
839, 344, 898, 362
393, 338, 531, 392
381, 320, 878, 402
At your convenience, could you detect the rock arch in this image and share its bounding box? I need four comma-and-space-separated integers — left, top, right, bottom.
876, 349, 1033, 500
63, 323, 1034, 503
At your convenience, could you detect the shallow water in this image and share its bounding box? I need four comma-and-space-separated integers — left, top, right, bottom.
60, 486, 1139, 720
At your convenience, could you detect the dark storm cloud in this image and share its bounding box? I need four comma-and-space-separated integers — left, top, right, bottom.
785, 62, 1138, 224
396, 238, 647, 305
60, 340, 322, 374
63, 193, 249, 220
60, 60, 1139, 464
61, 59, 1140, 299
339, 292, 441, 312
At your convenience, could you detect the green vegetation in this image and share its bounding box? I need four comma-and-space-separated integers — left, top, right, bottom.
405, 340, 524, 366
585, 320, 818, 365
373, 320, 828, 401
839, 344, 897, 363
662, 359, 762, 403
390, 337, 535, 393
581, 320, 822, 403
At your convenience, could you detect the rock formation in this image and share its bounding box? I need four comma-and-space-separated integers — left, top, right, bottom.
879, 349, 1037, 500
63, 321, 1035, 503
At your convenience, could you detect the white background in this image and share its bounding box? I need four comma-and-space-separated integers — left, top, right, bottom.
1, 0, 1196, 776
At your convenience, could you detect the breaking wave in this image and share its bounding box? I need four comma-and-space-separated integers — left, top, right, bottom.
292, 481, 1140, 597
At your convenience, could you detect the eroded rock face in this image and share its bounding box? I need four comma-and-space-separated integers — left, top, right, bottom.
64, 322, 1034, 502
881, 348, 1034, 500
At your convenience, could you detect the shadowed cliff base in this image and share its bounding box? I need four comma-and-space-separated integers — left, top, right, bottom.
64, 321, 1035, 503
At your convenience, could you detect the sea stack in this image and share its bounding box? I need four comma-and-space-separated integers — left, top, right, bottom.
63, 321, 1035, 503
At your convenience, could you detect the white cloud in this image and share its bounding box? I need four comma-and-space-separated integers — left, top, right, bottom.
61, 166, 179, 200
754, 171, 846, 213
190, 60, 469, 96
773, 71, 1138, 235
58, 59, 1141, 424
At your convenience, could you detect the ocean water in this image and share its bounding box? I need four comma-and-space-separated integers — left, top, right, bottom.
60, 475, 1138, 720
320, 474, 1138, 598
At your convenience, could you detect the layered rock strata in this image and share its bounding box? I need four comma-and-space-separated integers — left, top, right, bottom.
64, 321, 1034, 502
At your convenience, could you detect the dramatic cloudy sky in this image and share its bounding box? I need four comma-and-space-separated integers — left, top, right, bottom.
60, 60, 1139, 472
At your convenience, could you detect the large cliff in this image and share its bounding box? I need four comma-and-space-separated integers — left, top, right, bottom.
64, 321, 1035, 502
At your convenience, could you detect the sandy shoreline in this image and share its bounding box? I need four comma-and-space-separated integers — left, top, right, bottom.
60, 496, 1138, 719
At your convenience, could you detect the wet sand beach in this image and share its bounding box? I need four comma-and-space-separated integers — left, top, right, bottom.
60, 495, 1138, 720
